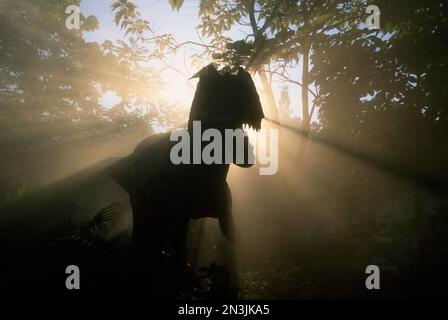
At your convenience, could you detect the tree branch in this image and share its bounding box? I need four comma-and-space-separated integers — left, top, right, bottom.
268, 69, 318, 99
259, 1, 283, 35
246, 0, 260, 37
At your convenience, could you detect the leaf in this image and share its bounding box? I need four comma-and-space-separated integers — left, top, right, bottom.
212, 53, 224, 59
82, 15, 99, 32
311, 13, 333, 28
169, 0, 184, 11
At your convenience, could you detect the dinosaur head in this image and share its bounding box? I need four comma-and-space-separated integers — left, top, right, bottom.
188, 64, 264, 132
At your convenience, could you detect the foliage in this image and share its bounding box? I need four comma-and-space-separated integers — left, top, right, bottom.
312, 0, 448, 184
0, 182, 26, 208
0, 0, 163, 142
169, 0, 185, 11
111, 0, 151, 38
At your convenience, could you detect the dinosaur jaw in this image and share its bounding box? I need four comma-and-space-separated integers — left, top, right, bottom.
242, 118, 263, 131
190, 114, 263, 132
239, 115, 263, 132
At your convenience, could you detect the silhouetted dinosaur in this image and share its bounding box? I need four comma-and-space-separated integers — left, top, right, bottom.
109, 64, 264, 263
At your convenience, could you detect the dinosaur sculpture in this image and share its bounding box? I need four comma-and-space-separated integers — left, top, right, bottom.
109, 64, 264, 264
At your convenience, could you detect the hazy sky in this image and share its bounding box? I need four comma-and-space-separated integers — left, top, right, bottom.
80, 0, 304, 118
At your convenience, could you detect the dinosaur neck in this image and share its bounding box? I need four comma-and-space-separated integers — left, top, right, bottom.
185, 123, 230, 185
186, 119, 252, 169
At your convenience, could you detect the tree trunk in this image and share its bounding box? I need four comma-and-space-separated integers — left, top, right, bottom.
293, 44, 311, 161
301, 43, 311, 134
258, 67, 279, 121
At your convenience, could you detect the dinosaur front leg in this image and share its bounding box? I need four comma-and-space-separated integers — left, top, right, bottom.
129, 193, 165, 260
172, 217, 189, 264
